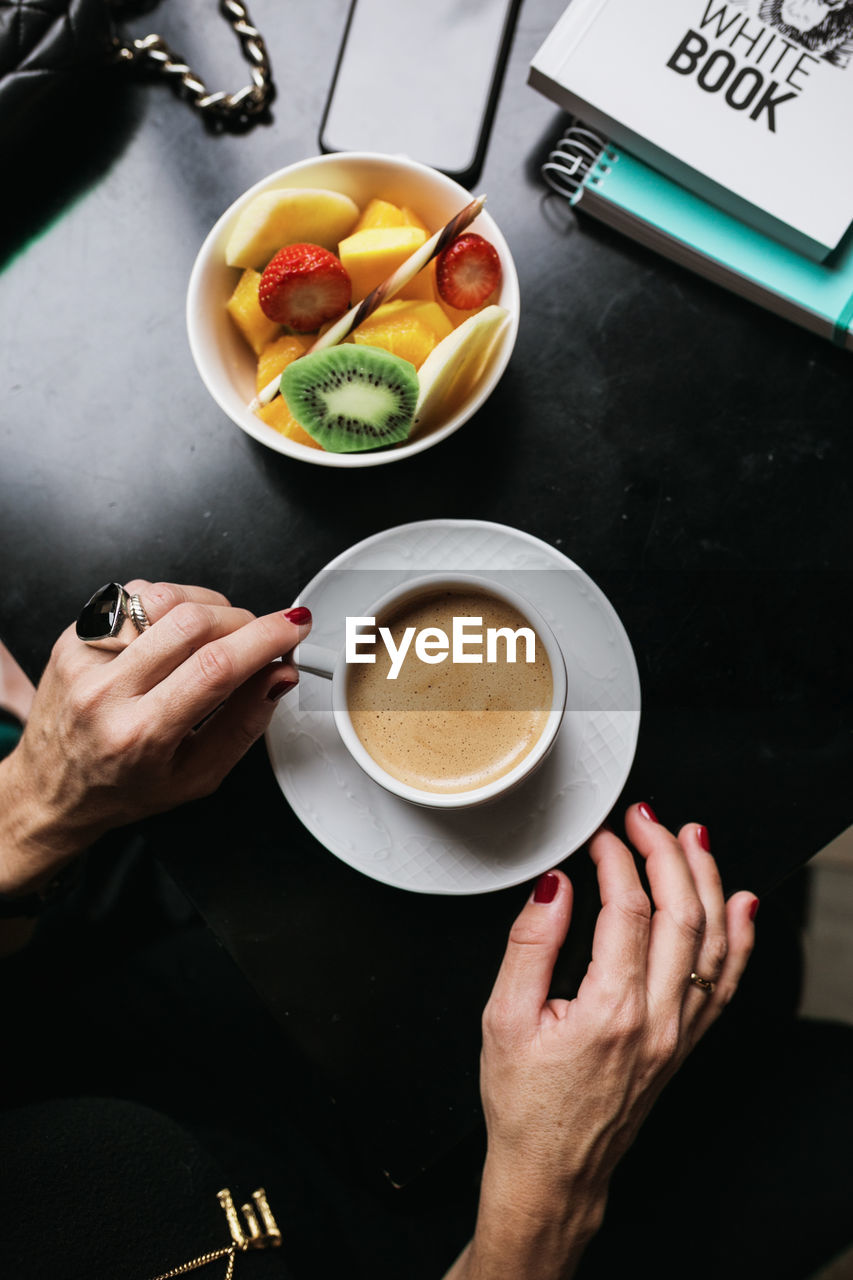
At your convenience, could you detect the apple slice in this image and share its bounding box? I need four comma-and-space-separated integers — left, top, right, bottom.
414, 304, 510, 432
225, 188, 361, 270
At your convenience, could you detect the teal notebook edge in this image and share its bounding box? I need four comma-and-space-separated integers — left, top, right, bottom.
577, 145, 853, 348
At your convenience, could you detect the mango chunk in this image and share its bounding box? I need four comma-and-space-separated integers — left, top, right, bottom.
256, 333, 312, 393
226, 187, 360, 270
226, 268, 280, 355
353, 198, 406, 231
338, 226, 433, 302
256, 394, 322, 450
410, 258, 437, 304
400, 205, 429, 233
352, 199, 429, 234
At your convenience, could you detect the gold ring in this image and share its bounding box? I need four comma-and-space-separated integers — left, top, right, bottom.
689, 972, 715, 994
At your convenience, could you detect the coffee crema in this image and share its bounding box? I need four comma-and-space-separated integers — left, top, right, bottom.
346, 589, 553, 794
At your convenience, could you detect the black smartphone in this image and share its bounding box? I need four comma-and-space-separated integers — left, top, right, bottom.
319, 0, 522, 184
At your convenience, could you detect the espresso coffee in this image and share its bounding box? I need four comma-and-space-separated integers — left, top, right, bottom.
347, 589, 553, 794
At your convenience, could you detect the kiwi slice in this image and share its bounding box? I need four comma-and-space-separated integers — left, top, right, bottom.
280, 344, 418, 452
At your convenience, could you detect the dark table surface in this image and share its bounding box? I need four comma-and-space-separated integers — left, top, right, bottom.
2, 0, 851, 1187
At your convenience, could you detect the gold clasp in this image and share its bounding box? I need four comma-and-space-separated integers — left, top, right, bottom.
217, 1188, 282, 1251
148, 1187, 282, 1279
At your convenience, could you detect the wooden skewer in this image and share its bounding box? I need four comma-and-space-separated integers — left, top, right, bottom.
248, 194, 487, 412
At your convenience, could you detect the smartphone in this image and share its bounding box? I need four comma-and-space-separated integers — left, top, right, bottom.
319, 0, 521, 184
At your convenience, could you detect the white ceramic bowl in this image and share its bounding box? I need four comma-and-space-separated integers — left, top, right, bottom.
186, 152, 520, 469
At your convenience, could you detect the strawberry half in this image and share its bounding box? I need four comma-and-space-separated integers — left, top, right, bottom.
258, 243, 351, 332
435, 233, 502, 311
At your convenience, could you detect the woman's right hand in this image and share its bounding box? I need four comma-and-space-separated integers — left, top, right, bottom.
446, 805, 757, 1280
0, 580, 312, 897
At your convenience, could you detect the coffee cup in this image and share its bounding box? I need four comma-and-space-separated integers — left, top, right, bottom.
294, 572, 567, 810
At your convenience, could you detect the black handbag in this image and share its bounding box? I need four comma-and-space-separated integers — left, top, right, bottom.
0, 0, 274, 139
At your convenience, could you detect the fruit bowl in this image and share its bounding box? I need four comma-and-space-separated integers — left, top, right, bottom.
186, 152, 520, 469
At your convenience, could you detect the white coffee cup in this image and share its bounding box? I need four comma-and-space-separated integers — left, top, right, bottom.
294, 572, 567, 810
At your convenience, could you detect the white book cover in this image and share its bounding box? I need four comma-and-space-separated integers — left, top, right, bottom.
529, 0, 853, 260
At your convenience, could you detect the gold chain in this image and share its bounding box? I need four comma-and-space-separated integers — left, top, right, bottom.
110, 0, 274, 125
147, 1187, 281, 1280
149, 1243, 236, 1280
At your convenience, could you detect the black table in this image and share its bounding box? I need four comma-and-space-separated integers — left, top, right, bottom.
2, 0, 851, 1188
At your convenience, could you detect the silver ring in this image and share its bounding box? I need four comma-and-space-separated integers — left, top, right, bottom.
76, 582, 151, 651
128, 592, 151, 632
689, 972, 716, 994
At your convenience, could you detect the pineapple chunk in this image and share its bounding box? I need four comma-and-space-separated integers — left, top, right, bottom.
337, 226, 433, 302
226, 269, 280, 355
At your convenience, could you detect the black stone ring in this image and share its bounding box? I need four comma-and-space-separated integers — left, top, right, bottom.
76, 583, 151, 650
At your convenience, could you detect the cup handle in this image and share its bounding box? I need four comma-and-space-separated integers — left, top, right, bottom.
293, 641, 336, 681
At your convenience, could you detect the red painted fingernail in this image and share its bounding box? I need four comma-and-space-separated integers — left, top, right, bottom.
284, 606, 312, 626
268, 679, 298, 702
533, 872, 559, 904
697, 825, 711, 852
638, 802, 658, 823
749, 898, 760, 921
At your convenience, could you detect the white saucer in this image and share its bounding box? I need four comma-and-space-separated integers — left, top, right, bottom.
266, 520, 641, 895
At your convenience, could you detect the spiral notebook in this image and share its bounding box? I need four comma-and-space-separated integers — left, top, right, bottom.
529, 0, 853, 262
542, 122, 853, 351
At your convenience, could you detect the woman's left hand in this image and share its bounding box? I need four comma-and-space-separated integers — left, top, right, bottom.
446, 805, 757, 1279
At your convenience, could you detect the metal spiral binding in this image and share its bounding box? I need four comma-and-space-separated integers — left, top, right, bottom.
542, 120, 615, 201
